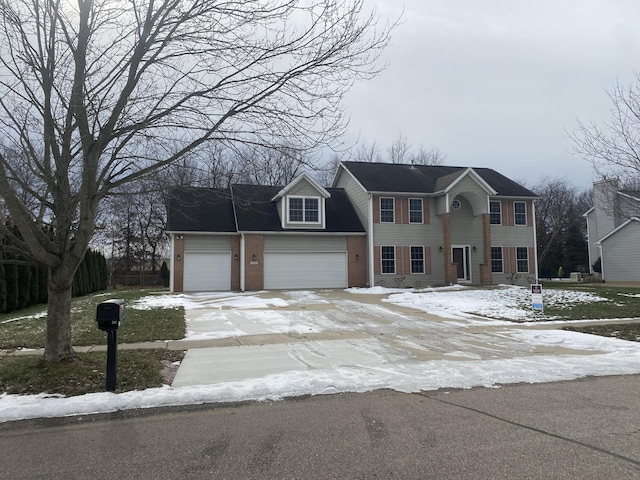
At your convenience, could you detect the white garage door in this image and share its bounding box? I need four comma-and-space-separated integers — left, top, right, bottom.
264, 252, 347, 289
183, 252, 231, 291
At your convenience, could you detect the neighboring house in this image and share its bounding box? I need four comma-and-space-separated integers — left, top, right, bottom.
166, 163, 539, 292
333, 162, 539, 288
584, 179, 640, 282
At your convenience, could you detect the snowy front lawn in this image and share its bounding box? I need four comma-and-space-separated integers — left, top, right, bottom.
1, 284, 640, 423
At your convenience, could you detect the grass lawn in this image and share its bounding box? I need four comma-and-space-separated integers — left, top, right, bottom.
0, 349, 185, 396
0, 289, 187, 396
539, 282, 640, 320
0, 289, 185, 350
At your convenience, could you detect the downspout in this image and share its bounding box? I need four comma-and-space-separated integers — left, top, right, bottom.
169, 233, 175, 292
598, 243, 605, 282
240, 233, 246, 292
532, 200, 539, 283
368, 193, 374, 287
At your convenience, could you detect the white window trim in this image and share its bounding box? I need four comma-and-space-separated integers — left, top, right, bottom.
380, 197, 395, 223
381, 245, 396, 274
287, 195, 322, 225
516, 246, 530, 273
409, 198, 424, 224
514, 201, 527, 226
490, 200, 502, 225
410, 245, 425, 274
491, 246, 504, 273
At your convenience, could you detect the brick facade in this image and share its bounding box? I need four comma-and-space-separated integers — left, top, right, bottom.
173, 234, 185, 293
480, 213, 492, 284
244, 234, 264, 291
231, 236, 241, 291
347, 236, 367, 287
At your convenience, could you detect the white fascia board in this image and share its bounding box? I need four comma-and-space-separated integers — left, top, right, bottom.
165, 230, 239, 236
236, 230, 366, 236
271, 172, 331, 201
442, 168, 498, 196
618, 191, 640, 203
333, 162, 368, 192
596, 217, 640, 245
582, 207, 595, 217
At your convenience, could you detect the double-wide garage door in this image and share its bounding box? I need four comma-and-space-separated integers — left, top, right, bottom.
183, 252, 231, 291
264, 252, 347, 289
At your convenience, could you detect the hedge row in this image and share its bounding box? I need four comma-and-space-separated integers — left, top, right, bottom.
0, 249, 108, 313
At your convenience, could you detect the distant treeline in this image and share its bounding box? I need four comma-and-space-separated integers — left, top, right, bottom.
0, 249, 108, 313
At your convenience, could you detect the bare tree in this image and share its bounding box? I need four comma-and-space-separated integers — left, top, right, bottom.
532, 178, 590, 275
572, 73, 640, 184
388, 132, 411, 164
352, 140, 383, 163
0, 0, 395, 361
352, 133, 445, 165
234, 145, 309, 185
411, 144, 446, 165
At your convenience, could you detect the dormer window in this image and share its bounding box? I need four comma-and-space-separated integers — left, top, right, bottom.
288, 196, 320, 224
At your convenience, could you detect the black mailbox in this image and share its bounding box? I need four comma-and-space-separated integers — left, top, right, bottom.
96, 299, 126, 330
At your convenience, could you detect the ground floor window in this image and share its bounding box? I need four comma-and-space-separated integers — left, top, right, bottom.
410, 246, 424, 274
491, 247, 503, 273
516, 247, 529, 273
381, 246, 395, 274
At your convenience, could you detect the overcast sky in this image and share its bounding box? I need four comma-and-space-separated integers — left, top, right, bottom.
340, 0, 640, 190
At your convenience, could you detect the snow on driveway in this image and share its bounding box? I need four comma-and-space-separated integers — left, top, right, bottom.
2, 285, 640, 423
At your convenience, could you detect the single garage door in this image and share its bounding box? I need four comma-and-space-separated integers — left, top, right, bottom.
183, 252, 231, 291
264, 252, 347, 289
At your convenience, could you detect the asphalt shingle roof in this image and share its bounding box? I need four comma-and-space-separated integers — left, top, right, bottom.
166, 187, 236, 232
341, 161, 537, 197
167, 184, 365, 233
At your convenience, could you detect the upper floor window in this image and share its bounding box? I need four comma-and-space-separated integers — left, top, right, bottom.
514, 201, 527, 225
409, 198, 423, 223
490, 201, 502, 225
380, 197, 395, 223
289, 196, 319, 223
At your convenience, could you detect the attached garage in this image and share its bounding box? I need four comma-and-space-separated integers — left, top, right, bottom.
183, 235, 232, 291
263, 235, 347, 289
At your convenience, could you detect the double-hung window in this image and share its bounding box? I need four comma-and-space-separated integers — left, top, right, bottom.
410, 246, 425, 274
409, 198, 423, 223
490, 201, 502, 225
380, 198, 395, 223
491, 247, 503, 273
381, 246, 395, 274
514, 202, 527, 225
516, 247, 529, 273
289, 197, 319, 223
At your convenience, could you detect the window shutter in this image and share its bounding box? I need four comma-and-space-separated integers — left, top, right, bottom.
374, 246, 381, 275
425, 246, 432, 274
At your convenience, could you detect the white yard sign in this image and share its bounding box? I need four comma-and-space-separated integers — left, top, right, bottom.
531, 284, 544, 311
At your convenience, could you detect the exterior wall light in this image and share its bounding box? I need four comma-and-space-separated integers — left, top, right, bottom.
355, 254, 360, 261
252, 254, 257, 262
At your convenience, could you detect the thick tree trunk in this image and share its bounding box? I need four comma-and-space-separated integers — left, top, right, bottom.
44, 267, 75, 362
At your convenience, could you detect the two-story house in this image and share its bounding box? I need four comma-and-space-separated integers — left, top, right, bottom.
166, 162, 539, 291
584, 179, 640, 282
333, 162, 539, 288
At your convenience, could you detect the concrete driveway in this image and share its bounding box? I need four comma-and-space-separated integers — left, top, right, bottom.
169, 289, 640, 395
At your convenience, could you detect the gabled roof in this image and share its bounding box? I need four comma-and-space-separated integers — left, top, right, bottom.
271, 172, 330, 201
338, 161, 536, 197
166, 187, 236, 232
166, 184, 365, 234
619, 190, 640, 203
596, 217, 640, 245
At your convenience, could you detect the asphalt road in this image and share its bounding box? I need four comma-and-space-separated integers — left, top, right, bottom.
2, 375, 639, 480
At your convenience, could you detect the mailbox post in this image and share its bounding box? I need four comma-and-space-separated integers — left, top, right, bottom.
96, 299, 126, 392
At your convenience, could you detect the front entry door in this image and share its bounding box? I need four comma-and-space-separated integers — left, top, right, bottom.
452, 246, 471, 283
